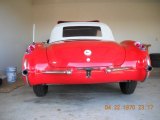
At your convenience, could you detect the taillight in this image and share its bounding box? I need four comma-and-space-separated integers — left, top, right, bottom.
26, 44, 35, 54
134, 41, 146, 51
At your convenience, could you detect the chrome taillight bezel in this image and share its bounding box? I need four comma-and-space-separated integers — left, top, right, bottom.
26, 44, 35, 54
134, 41, 146, 51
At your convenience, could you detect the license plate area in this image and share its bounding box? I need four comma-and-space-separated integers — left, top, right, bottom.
77, 67, 101, 78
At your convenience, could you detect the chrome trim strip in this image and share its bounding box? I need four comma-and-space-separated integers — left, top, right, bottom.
77, 67, 100, 70
144, 56, 153, 81
25, 75, 30, 86
106, 67, 133, 73
42, 70, 72, 75
24, 59, 28, 69
22, 71, 30, 86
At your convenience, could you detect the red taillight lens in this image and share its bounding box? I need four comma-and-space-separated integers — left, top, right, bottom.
26, 44, 35, 54
135, 42, 140, 47
134, 42, 146, 51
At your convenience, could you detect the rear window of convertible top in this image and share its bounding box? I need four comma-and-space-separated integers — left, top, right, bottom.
63, 26, 102, 37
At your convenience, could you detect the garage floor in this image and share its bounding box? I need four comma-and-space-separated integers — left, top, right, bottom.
0, 69, 159, 120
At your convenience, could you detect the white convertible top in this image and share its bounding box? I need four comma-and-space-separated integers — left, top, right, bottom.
50, 22, 115, 43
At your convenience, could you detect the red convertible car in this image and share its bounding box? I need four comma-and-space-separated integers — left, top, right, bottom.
22, 21, 152, 97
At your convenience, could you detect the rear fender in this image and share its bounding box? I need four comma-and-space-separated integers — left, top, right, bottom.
121, 40, 150, 69
22, 43, 48, 72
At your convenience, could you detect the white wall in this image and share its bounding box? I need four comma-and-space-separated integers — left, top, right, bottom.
33, 0, 160, 53
0, 0, 32, 72
0, 0, 159, 72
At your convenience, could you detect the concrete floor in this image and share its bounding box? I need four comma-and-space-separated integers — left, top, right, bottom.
0, 69, 160, 120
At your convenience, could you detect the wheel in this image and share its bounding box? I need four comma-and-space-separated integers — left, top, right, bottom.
33, 85, 48, 97
119, 81, 137, 94
0, 79, 2, 86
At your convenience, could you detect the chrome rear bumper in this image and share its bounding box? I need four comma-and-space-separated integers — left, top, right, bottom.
41, 67, 134, 75
42, 70, 72, 75
106, 67, 133, 73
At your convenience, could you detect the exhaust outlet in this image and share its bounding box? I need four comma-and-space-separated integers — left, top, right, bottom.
22, 69, 28, 76
147, 66, 152, 71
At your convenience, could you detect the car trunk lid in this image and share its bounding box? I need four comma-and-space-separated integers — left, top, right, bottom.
47, 40, 125, 67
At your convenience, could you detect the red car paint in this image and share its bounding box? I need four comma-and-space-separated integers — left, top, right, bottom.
22, 40, 151, 86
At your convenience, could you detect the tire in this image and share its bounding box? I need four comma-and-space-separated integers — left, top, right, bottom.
0, 79, 2, 86
33, 85, 48, 97
119, 81, 137, 94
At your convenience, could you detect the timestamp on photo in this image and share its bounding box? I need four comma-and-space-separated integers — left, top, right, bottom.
104, 104, 154, 111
